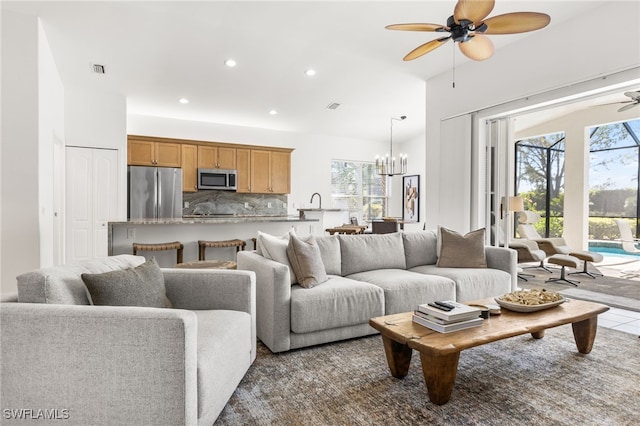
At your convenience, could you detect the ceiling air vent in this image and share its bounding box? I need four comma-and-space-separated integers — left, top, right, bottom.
326, 102, 340, 110
91, 64, 106, 74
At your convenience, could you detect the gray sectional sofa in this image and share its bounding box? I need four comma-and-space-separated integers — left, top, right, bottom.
237, 231, 517, 353
0, 255, 256, 426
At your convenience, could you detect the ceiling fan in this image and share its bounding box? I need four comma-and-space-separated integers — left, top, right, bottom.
593, 91, 640, 112
386, 0, 551, 61
615, 91, 640, 112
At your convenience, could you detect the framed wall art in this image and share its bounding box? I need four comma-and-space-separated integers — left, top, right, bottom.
402, 175, 419, 222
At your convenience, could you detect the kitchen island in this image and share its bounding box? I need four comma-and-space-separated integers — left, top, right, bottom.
109, 215, 318, 267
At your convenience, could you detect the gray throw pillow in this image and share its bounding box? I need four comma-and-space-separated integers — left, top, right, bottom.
286, 234, 328, 288
81, 258, 172, 307
437, 227, 487, 268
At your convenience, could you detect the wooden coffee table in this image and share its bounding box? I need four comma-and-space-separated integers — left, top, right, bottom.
369, 297, 609, 405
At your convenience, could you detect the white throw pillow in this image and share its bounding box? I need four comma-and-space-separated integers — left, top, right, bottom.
256, 229, 297, 284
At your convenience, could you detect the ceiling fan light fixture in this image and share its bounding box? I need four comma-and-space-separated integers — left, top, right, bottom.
386, 0, 550, 62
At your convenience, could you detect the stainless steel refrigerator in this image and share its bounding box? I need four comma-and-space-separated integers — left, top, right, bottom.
128, 166, 183, 219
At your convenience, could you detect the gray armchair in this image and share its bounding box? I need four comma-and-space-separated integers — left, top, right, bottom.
0, 255, 256, 426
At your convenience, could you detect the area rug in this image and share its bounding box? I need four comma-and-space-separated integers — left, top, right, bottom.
215, 327, 639, 425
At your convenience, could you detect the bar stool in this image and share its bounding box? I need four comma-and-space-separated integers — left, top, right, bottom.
133, 241, 184, 264
198, 239, 246, 261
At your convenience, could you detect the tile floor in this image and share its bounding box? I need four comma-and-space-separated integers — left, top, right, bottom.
586, 252, 640, 335
598, 306, 640, 335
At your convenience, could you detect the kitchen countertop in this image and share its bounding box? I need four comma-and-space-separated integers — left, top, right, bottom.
297, 208, 343, 212
109, 215, 318, 225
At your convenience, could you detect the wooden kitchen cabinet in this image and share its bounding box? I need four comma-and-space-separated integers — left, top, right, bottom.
270, 151, 291, 194
181, 144, 198, 192
128, 139, 181, 167
127, 135, 292, 194
198, 145, 236, 170
128, 140, 181, 167
250, 149, 290, 194
236, 148, 251, 193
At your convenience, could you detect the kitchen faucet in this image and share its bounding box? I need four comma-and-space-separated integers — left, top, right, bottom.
310, 192, 322, 209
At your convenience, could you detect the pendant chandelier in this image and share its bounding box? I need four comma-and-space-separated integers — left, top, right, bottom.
375, 116, 407, 176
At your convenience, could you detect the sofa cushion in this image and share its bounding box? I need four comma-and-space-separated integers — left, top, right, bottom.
346, 269, 456, 314
286, 234, 328, 288
81, 258, 171, 308
403, 231, 438, 268
194, 310, 253, 424
437, 227, 487, 268
256, 230, 297, 284
290, 276, 384, 334
315, 235, 341, 275
339, 233, 406, 276
17, 255, 146, 305
410, 264, 511, 302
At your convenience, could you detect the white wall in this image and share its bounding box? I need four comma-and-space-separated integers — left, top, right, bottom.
1, 11, 40, 294
38, 19, 65, 268
127, 115, 401, 215
0, 11, 126, 296
387, 132, 426, 232
424, 1, 640, 232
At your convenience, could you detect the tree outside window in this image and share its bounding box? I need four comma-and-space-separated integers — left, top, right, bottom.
515, 133, 565, 238
331, 161, 387, 223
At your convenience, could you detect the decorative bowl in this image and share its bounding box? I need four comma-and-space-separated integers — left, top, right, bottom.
494, 296, 566, 313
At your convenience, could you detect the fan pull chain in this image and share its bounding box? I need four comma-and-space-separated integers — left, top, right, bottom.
452, 42, 456, 88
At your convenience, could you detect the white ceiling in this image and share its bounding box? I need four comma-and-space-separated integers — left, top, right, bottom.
3, 0, 625, 144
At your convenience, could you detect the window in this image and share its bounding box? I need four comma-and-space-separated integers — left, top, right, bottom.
331, 161, 387, 223
515, 132, 566, 237
589, 119, 640, 239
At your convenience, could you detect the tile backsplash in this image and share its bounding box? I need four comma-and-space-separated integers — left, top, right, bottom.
183, 190, 287, 216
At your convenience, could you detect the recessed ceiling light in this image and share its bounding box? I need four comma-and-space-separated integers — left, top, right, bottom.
179, 98, 189, 104
305, 69, 316, 76
225, 59, 237, 67
269, 110, 278, 115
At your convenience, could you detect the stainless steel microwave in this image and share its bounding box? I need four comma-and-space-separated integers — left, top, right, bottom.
197, 169, 237, 190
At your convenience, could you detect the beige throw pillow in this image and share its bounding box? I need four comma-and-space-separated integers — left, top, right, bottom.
256, 229, 297, 284
286, 234, 328, 288
437, 226, 487, 268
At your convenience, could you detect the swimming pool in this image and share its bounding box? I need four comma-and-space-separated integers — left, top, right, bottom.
588, 242, 640, 257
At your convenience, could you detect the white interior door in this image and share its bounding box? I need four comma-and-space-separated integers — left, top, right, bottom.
66, 147, 118, 262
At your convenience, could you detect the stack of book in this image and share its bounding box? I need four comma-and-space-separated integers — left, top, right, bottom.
413, 301, 484, 333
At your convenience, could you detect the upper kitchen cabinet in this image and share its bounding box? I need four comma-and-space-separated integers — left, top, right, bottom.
250, 149, 291, 194
127, 135, 293, 194
128, 137, 181, 167
198, 145, 236, 170
236, 148, 251, 193
181, 144, 198, 192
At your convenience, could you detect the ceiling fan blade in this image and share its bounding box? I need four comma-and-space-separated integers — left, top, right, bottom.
623, 91, 640, 100
454, 0, 495, 25
403, 37, 450, 61
619, 102, 639, 112
481, 12, 551, 34
458, 34, 494, 61
386, 23, 447, 32
593, 100, 633, 107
